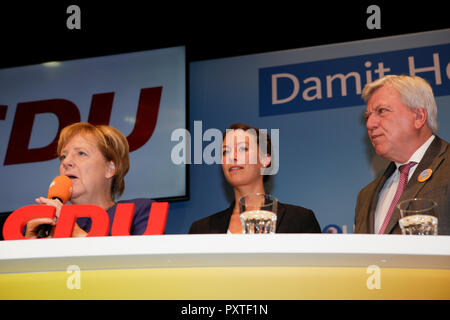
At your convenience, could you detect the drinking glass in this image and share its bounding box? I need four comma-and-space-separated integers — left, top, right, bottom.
397, 198, 438, 235
239, 193, 278, 234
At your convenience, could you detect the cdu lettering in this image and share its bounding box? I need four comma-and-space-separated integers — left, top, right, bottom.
2, 202, 169, 240
3, 86, 163, 165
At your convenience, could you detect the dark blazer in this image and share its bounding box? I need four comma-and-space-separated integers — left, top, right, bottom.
189, 202, 321, 234
355, 136, 450, 235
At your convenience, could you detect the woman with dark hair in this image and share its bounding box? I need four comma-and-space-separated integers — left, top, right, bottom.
189, 123, 321, 234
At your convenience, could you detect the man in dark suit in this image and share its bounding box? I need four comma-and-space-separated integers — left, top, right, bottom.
355, 75, 449, 235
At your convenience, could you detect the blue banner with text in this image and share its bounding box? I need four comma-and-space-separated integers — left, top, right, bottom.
259, 43, 450, 116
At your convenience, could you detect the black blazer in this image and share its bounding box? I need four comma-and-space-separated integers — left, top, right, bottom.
189, 202, 321, 234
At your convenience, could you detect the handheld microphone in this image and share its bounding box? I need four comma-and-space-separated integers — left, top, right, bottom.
36, 176, 73, 238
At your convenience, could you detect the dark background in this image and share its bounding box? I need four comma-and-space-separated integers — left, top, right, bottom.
0, 2, 448, 68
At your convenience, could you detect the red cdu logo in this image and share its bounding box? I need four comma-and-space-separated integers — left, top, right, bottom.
2, 202, 169, 240
3, 86, 163, 165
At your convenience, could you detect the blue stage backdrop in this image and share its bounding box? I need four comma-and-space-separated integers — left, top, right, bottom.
165, 29, 450, 234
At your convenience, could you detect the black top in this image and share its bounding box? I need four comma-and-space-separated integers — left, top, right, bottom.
189, 202, 321, 234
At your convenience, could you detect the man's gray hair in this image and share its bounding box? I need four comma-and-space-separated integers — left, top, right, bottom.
362, 75, 438, 134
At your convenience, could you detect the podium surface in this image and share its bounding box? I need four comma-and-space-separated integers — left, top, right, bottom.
0, 234, 449, 299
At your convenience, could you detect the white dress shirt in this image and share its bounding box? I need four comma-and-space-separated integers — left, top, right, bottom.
374, 135, 435, 233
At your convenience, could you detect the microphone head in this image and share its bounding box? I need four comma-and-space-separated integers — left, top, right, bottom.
47, 175, 73, 204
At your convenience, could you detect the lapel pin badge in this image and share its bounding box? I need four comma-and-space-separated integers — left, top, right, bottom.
417, 168, 432, 182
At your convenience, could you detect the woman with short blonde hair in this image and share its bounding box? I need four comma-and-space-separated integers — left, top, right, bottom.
26, 122, 153, 238
57, 122, 130, 200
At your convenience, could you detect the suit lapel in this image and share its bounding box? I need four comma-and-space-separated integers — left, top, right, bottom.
275, 203, 286, 231
384, 137, 447, 234
366, 162, 396, 233
211, 203, 234, 233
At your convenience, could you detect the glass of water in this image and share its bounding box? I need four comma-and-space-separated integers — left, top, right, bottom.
239, 193, 278, 234
397, 198, 438, 235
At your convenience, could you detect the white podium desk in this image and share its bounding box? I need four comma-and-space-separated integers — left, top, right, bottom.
0, 234, 449, 299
